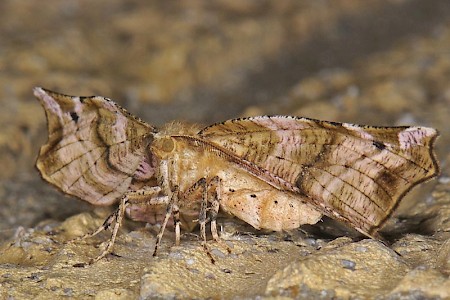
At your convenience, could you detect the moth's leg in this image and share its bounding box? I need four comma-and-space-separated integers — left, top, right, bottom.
158, 160, 171, 195
185, 177, 217, 262
91, 194, 129, 263
70, 210, 118, 243
94, 188, 171, 263
71, 186, 162, 242
207, 176, 222, 242
184, 177, 209, 245
153, 185, 179, 256
185, 176, 222, 241
173, 202, 181, 246
153, 158, 184, 252
125, 187, 169, 213
198, 178, 208, 248
70, 187, 166, 265
207, 176, 231, 254
198, 178, 217, 263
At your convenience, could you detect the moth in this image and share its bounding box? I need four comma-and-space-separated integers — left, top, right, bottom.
34, 87, 439, 262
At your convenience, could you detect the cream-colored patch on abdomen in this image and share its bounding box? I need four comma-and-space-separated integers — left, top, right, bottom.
218, 168, 322, 231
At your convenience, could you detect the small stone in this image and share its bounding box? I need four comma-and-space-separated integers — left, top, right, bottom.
210, 248, 226, 258
340, 259, 356, 271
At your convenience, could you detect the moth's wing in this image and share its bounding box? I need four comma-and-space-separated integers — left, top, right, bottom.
34, 87, 157, 205
199, 116, 439, 236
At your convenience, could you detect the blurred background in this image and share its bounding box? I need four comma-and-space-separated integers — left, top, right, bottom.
0, 0, 449, 240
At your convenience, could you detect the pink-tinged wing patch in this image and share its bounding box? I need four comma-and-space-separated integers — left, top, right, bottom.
34, 87, 157, 205
199, 116, 439, 235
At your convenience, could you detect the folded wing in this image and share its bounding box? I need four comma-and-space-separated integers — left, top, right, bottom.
199, 116, 439, 236
34, 87, 156, 205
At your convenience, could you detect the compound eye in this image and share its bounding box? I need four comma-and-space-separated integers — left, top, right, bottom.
161, 137, 175, 153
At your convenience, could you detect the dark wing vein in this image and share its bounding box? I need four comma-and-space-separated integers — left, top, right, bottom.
48, 142, 107, 177
66, 148, 108, 190
275, 154, 390, 209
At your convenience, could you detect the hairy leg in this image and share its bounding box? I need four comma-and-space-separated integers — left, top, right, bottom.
153, 185, 179, 256
90, 195, 128, 263
207, 176, 222, 242
69, 187, 168, 264
173, 202, 181, 246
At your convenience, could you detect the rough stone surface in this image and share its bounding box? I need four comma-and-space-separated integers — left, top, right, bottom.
266, 239, 410, 299
1, 1, 450, 299
388, 268, 450, 299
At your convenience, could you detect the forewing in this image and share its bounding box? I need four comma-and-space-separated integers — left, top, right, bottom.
34, 87, 157, 205
199, 116, 439, 235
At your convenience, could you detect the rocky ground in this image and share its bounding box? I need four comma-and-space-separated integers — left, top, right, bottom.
0, 0, 449, 299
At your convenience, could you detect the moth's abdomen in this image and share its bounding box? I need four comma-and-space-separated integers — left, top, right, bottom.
222, 188, 322, 231
217, 168, 323, 231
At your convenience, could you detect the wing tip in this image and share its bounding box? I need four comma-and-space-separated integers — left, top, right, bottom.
33, 86, 61, 106
33, 86, 46, 99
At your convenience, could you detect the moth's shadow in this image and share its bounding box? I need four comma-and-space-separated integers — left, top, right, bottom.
379, 214, 438, 241
300, 217, 362, 241
300, 214, 438, 244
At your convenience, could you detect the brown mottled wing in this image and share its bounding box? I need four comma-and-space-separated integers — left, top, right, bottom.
34, 87, 156, 205
199, 116, 439, 236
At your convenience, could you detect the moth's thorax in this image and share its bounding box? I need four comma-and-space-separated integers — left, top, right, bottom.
159, 121, 201, 136
175, 143, 223, 192
153, 135, 224, 193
